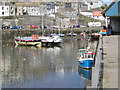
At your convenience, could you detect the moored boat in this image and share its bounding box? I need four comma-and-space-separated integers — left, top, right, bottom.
67, 32, 77, 36
77, 48, 94, 69
78, 67, 91, 80
90, 33, 100, 39
50, 33, 65, 37
80, 32, 85, 36
52, 36, 63, 44
14, 34, 42, 47
39, 35, 63, 45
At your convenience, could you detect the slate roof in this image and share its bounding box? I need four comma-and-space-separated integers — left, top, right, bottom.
54, 13, 69, 18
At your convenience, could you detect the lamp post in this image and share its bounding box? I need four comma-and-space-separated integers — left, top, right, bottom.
0, 17, 2, 90
105, 16, 108, 28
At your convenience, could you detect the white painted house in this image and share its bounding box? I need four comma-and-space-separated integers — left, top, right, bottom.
80, 11, 93, 18
27, 6, 41, 16
0, 6, 9, 16
15, 2, 45, 16
80, 11, 105, 21
85, 0, 104, 10
0, 2, 15, 16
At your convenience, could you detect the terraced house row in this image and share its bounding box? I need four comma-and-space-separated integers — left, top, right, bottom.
0, 1, 104, 17
0, 1, 105, 28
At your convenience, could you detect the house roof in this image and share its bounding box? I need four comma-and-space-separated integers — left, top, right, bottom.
5, 2, 15, 5
0, 1, 5, 5
54, 13, 69, 18
58, 7, 76, 12
15, 2, 45, 6
65, 8, 76, 11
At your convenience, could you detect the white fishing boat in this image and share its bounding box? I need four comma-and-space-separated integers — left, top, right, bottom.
38, 35, 62, 45
52, 35, 63, 44
67, 32, 77, 36
50, 33, 65, 37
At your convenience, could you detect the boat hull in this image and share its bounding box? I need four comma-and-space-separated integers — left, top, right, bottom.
67, 34, 77, 36
78, 67, 91, 80
15, 40, 41, 47
78, 60, 93, 69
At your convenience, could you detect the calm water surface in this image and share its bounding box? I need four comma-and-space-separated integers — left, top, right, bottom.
1, 35, 93, 88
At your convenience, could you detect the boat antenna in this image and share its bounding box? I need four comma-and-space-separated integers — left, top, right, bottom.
39, 3, 44, 36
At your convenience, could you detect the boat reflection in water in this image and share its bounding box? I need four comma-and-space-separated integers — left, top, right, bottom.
15, 45, 42, 50
78, 66, 91, 80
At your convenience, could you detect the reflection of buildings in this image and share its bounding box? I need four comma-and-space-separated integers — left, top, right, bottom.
2, 45, 65, 87
2, 46, 44, 88
78, 67, 91, 80
2, 42, 79, 88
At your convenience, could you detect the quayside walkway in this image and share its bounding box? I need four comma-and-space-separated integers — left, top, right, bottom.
103, 35, 119, 88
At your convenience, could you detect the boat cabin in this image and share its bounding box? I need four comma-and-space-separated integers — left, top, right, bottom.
79, 49, 94, 59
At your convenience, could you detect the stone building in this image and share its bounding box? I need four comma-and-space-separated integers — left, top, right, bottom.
57, 7, 78, 25
54, 13, 70, 28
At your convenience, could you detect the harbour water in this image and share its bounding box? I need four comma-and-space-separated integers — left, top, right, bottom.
1, 31, 95, 88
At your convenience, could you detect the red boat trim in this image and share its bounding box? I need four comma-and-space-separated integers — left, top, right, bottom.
15, 38, 41, 42
84, 53, 94, 54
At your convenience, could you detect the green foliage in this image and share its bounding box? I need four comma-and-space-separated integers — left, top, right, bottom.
100, 4, 108, 10
10, 2, 15, 5
78, 14, 101, 25
2, 16, 15, 19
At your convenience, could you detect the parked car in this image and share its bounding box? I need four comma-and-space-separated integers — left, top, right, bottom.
40, 25, 47, 29
72, 25, 80, 28
75, 25, 80, 28
73, 25, 76, 28
29, 25, 38, 29
1, 26, 10, 29
10, 26, 22, 29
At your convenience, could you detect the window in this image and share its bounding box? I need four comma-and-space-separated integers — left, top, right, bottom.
11, 11, 13, 14
2, 7, 4, 10
65, 3, 71, 8
2, 12, 4, 15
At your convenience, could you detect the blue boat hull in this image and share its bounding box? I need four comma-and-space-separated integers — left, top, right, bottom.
78, 67, 91, 80
78, 60, 93, 69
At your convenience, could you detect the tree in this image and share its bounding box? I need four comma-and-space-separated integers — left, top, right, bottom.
101, 4, 108, 10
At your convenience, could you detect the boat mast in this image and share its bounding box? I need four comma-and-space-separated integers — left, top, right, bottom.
42, 4, 44, 36
51, 17, 53, 34
39, 3, 44, 36
58, 18, 61, 34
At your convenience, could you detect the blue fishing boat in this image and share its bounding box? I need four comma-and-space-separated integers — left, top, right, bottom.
77, 48, 94, 69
